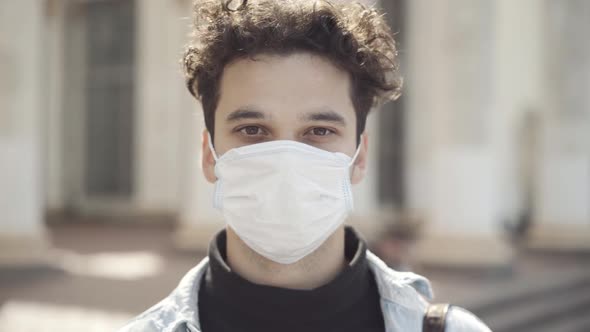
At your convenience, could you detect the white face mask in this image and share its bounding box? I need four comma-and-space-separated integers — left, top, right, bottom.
209, 136, 361, 264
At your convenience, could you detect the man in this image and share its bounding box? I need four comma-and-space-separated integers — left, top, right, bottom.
120, 0, 491, 331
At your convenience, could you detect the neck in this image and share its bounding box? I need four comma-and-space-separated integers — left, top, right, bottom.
225, 226, 347, 290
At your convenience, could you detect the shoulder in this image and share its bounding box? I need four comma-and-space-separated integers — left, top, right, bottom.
117, 312, 164, 332
117, 297, 182, 332
366, 251, 491, 331
116, 257, 210, 332
446, 306, 492, 332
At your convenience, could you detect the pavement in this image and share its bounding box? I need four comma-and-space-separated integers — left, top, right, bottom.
0, 222, 205, 331
0, 221, 589, 331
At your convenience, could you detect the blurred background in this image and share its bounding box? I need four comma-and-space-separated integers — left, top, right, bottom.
1, 0, 590, 331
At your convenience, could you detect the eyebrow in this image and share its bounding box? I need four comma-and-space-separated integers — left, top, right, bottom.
225, 107, 347, 126
301, 109, 347, 126
226, 107, 267, 122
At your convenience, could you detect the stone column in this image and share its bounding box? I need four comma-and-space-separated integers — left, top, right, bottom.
405, 0, 527, 268
527, 1, 590, 251
45, 0, 66, 213
0, 1, 50, 266
134, 0, 188, 214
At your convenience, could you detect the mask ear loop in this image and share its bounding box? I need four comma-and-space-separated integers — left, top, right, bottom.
207, 132, 220, 161
348, 136, 363, 167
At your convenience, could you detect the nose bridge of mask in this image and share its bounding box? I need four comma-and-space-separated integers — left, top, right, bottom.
208, 132, 362, 166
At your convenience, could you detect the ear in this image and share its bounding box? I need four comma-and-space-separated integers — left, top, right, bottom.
351, 132, 368, 185
201, 130, 217, 183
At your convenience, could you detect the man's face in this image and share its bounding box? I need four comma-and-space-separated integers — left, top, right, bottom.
202, 52, 368, 184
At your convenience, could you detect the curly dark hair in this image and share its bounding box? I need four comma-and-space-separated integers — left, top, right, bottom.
183, 0, 402, 140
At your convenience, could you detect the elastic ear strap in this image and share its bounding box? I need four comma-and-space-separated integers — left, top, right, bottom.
207, 133, 219, 161
349, 136, 363, 167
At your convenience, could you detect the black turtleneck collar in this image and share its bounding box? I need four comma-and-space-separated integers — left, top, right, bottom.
197, 226, 385, 332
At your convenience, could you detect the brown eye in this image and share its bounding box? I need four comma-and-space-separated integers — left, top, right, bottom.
240, 126, 264, 136
311, 127, 331, 136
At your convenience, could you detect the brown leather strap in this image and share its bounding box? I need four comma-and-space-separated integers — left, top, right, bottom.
423, 303, 451, 332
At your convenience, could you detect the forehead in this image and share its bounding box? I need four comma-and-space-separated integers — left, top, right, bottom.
216, 52, 355, 122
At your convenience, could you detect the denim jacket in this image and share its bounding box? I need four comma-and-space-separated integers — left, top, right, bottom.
118, 251, 491, 332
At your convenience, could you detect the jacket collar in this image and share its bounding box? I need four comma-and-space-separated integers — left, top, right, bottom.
161, 251, 433, 332
367, 250, 433, 305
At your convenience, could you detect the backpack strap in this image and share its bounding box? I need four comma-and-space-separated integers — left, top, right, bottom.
423, 303, 451, 332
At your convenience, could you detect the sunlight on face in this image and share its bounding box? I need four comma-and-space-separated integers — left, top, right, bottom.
213, 53, 358, 157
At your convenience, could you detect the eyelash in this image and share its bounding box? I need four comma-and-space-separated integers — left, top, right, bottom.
306, 127, 335, 137
236, 125, 336, 138
236, 125, 269, 137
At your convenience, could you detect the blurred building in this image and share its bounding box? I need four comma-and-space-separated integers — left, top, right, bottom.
1, 0, 589, 270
